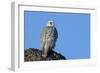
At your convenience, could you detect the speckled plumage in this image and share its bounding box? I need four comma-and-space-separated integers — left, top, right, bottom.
40, 21, 58, 58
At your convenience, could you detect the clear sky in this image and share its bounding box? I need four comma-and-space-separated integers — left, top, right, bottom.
24, 11, 90, 60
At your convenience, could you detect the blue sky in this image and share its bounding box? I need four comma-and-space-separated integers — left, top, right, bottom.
24, 11, 90, 59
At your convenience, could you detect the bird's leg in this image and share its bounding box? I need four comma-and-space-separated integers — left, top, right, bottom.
42, 44, 49, 58
41, 42, 45, 57
42, 49, 48, 58
42, 54, 47, 58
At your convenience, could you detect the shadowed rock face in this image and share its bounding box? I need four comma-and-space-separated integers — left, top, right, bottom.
24, 48, 66, 61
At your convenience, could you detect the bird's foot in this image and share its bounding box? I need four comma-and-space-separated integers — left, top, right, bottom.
42, 54, 47, 58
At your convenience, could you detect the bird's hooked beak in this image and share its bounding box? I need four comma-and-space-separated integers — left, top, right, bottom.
47, 21, 54, 27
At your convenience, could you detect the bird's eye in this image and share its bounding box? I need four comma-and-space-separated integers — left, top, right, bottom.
50, 22, 52, 24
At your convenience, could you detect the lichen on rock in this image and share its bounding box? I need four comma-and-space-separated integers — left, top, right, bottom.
24, 48, 66, 61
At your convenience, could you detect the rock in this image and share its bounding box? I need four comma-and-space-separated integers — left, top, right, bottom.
24, 48, 66, 61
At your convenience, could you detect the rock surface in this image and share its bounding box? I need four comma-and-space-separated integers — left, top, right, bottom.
24, 48, 66, 61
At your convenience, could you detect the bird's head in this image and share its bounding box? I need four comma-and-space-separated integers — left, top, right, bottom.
47, 20, 55, 27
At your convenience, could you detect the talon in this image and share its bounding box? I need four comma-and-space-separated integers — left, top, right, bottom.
42, 54, 47, 58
